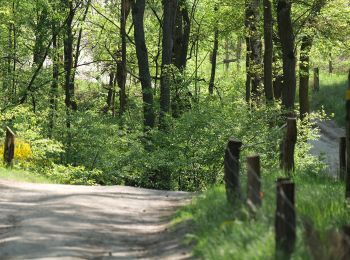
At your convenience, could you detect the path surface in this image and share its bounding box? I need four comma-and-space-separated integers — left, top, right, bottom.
309, 120, 345, 177
0, 180, 192, 259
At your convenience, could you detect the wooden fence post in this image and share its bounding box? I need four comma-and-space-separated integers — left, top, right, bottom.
340, 136, 346, 181
275, 178, 296, 258
346, 69, 350, 199
247, 155, 261, 209
313, 67, 320, 92
224, 138, 242, 206
282, 118, 297, 177
4, 127, 15, 166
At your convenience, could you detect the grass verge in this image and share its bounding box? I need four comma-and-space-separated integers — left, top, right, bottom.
173, 171, 349, 259
0, 167, 54, 183
310, 73, 347, 127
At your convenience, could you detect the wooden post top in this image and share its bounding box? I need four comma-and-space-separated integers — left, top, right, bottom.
228, 138, 243, 145
247, 154, 260, 160
227, 138, 243, 153
286, 117, 297, 122
277, 178, 292, 184
6, 127, 15, 137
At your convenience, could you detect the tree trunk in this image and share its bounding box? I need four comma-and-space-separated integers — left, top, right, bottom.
159, 0, 178, 130
346, 69, 350, 199
329, 52, 333, 74
104, 73, 115, 114
299, 36, 313, 120
277, 0, 296, 110
118, 0, 130, 118
225, 38, 230, 71
73, 0, 91, 83
273, 33, 283, 100
173, 1, 190, 71
63, 0, 76, 114
236, 37, 242, 71
209, 27, 219, 95
245, 0, 262, 100
49, 22, 59, 138
132, 0, 155, 130
263, 0, 274, 102
313, 67, 320, 92
245, 36, 251, 103
33, 8, 49, 66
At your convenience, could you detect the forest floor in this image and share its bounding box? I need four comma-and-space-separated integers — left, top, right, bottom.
0, 180, 193, 259
310, 120, 345, 177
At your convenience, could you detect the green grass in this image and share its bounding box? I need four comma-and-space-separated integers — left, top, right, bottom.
174, 171, 349, 259
0, 167, 54, 183
310, 73, 348, 126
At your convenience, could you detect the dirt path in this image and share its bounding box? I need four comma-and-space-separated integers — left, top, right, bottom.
309, 120, 345, 177
0, 180, 193, 259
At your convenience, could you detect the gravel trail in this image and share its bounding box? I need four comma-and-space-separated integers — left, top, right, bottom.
0, 180, 192, 260
309, 120, 345, 177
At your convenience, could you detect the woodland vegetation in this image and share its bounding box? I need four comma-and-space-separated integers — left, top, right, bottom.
0, 0, 349, 191
1, 0, 350, 258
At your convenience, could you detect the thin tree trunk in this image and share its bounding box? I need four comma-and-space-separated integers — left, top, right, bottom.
132, 0, 155, 130
273, 33, 283, 100
246, 0, 262, 100
104, 73, 115, 114
159, 0, 177, 130
173, 2, 190, 71
63, 0, 76, 114
62, 0, 75, 162
172, 1, 191, 117
49, 22, 59, 138
209, 27, 219, 95
225, 38, 229, 71
236, 37, 242, 71
263, 0, 274, 102
245, 36, 251, 103
118, 0, 130, 118
299, 35, 313, 120
329, 52, 333, 74
194, 29, 200, 102
277, 0, 296, 110
33, 7, 49, 65
73, 0, 91, 83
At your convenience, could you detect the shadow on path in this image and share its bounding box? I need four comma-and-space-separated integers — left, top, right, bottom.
0, 180, 193, 259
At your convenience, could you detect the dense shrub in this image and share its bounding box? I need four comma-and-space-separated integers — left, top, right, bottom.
0, 84, 326, 190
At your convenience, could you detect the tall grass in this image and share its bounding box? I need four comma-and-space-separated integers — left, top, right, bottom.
310, 73, 347, 126
173, 171, 349, 259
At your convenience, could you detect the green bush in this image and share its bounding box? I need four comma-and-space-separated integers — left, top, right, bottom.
45, 164, 105, 185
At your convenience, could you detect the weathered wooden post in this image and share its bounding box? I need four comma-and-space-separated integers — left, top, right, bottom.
4, 127, 15, 166
247, 155, 261, 209
282, 118, 297, 177
346, 69, 350, 199
313, 67, 320, 92
275, 178, 296, 259
224, 138, 242, 206
340, 136, 346, 181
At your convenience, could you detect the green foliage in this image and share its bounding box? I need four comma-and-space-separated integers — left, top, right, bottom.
44, 164, 104, 185
119, 98, 283, 191
0, 106, 64, 166
294, 111, 328, 174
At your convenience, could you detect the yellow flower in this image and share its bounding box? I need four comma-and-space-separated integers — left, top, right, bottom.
0, 139, 33, 162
